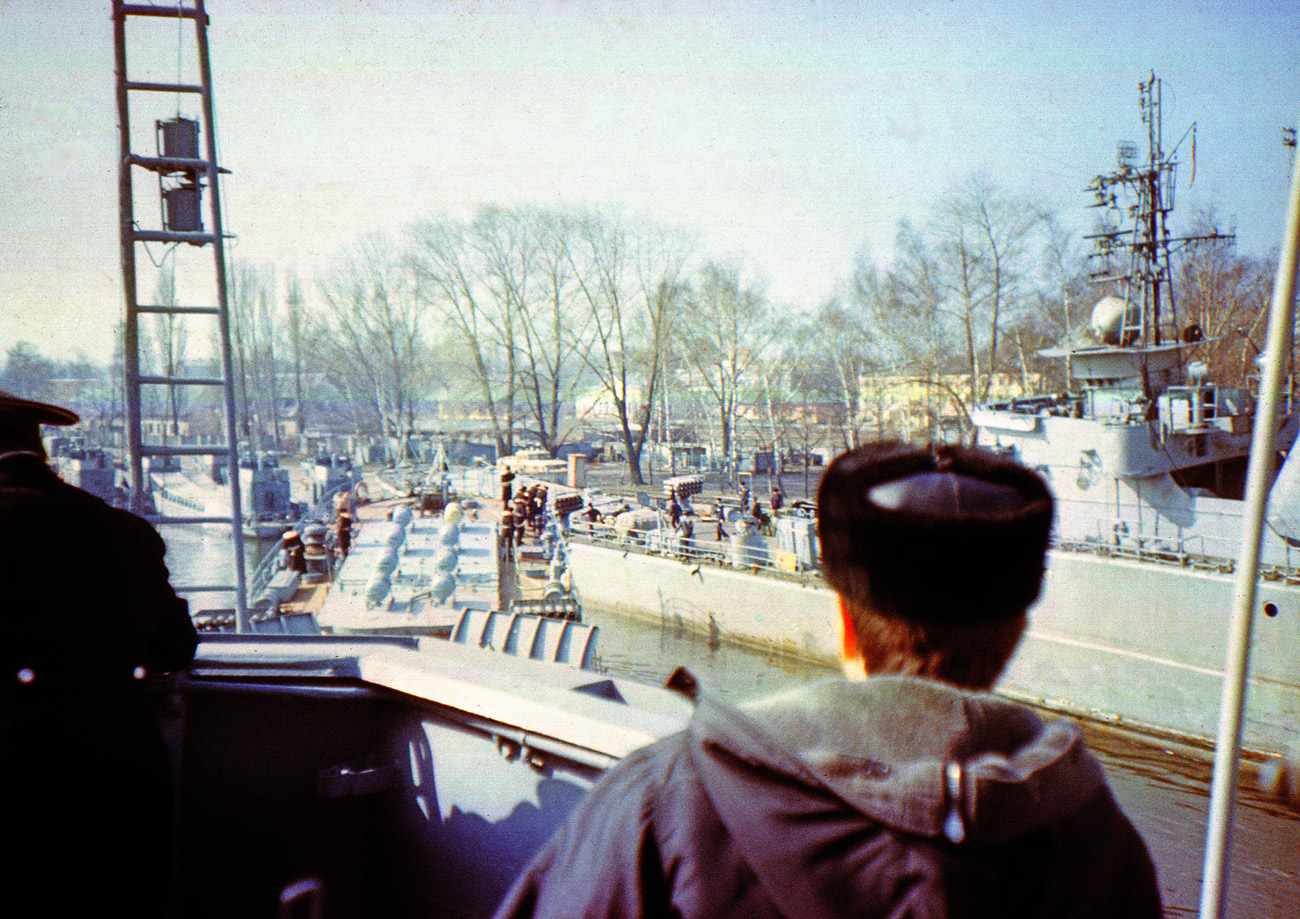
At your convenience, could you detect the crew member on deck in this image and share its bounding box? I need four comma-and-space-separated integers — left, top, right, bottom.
532, 485, 547, 535
333, 509, 353, 561
500, 508, 517, 560
0, 390, 198, 918
501, 465, 515, 508
281, 529, 307, 574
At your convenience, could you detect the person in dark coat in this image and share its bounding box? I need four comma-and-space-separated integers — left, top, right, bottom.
668, 488, 682, 529
533, 486, 548, 535
713, 498, 728, 541
501, 465, 515, 508
513, 492, 530, 546
333, 509, 353, 561
0, 391, 198, 918
500, 508, 517, 560
492, 441, 1161, 919
280, 529, 307, 574
677, 515, 695, 560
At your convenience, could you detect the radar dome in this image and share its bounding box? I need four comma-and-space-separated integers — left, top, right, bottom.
1090, 296, 1136, 345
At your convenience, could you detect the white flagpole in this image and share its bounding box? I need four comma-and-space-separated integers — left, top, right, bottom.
1198, 121, 1300, 918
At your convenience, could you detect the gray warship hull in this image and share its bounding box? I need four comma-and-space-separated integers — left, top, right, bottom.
565, 537, 1300, 756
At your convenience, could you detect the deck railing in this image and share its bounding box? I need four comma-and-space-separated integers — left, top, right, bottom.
1055, 508, 1300, 576
566, 519, 815, 580
246, 480, 354, 601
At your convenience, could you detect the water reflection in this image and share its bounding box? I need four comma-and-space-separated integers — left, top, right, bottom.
160, 524, 276, 614
583, 602, 837, 703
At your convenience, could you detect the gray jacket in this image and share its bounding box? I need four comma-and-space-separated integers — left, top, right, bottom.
493, 675, 1160, 919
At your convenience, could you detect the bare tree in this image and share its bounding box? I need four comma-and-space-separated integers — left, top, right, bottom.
228, 260, 276, 450
409, 213, 522, 457
317, 232, 431, 462
930, 178, 1043, 403
851, 250, 908, 440
282, 271, 316, 445
1175, 212, 1276, 389
1031, 212, 1089, 390
797, 297, 875, 451
566, 211, 690, 484
676, 261, 778, 469
778, 318, 835, 496
258, 282, 282, 452
1, 342, 60, 400
881, 222, 954, 439
518, 210, 592, 454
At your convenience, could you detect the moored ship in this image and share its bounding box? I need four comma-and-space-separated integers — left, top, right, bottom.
564, 75, 1300, 757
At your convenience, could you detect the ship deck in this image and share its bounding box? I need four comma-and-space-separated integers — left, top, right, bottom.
309, 491, 566, 638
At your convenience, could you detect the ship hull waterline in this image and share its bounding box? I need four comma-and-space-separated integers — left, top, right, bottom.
568, 541, 1300, 756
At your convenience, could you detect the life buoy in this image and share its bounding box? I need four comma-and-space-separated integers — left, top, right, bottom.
354, 481, 370, 503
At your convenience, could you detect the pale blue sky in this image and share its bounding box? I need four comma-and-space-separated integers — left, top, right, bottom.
1, 0, 1297, 362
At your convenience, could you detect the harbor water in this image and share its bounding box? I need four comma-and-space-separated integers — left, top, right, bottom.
160, 523, 278, 616
159, 526, 1299, 918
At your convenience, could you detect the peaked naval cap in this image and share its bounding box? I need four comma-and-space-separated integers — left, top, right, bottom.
817, 441, 1054, 623
0, 390, 79, 426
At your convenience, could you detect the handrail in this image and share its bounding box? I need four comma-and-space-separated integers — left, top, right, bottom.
1050, 503, 1300, 573
246, 480, 354, 602
567, 520, 814, 581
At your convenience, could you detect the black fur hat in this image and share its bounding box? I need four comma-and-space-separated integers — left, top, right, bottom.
817, 441, 1054, 623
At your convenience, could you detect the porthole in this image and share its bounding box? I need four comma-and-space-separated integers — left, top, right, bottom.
1263, 602, 1278, 618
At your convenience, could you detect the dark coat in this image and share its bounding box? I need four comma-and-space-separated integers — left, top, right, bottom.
493, 676, 1161, 919
0, 453, 197, 915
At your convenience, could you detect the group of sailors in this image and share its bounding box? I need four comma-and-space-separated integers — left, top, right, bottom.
662, 484, 785, 563
276, 488, 357, 578
499, 466, 792, 564
500, 479, 550, 559
709, 485, 782, 540
576, 482, 785, 545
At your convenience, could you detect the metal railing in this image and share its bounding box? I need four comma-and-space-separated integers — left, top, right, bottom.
246, 480, 355, 602
1054, 507, 1300, 576
151, 480, 206, 514
566, 519, 814, 581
